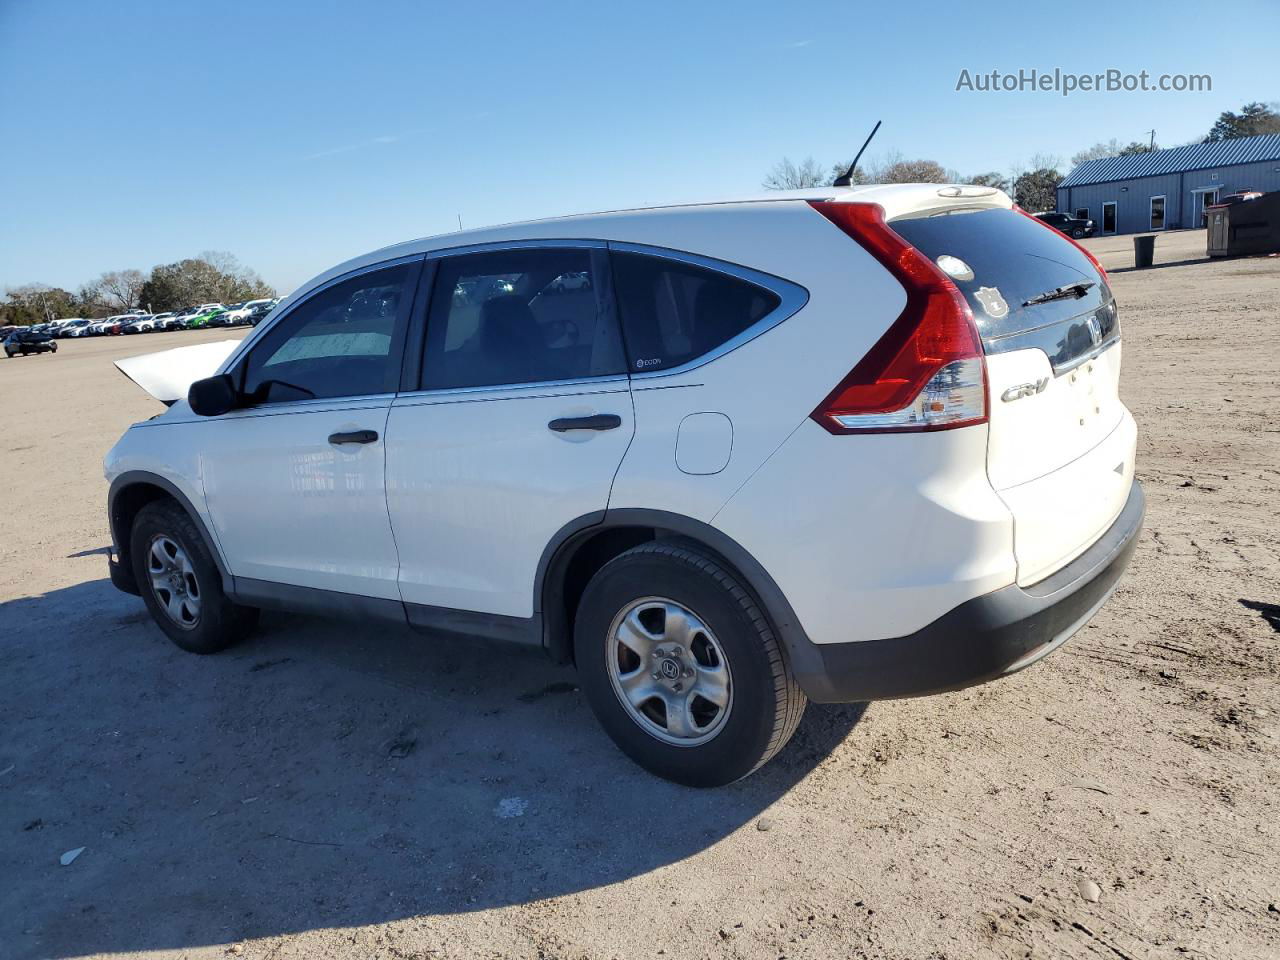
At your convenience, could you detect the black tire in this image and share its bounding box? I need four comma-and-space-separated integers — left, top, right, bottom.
1072, 227, 1085, 239
130, 500, 258, 654
574, 540, 806, 786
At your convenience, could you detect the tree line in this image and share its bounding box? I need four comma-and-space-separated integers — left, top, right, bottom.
1, 251, 276, 327
762, 101, 1280, 212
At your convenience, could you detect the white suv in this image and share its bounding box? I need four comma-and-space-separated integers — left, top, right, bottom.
104, 184, 1142, 786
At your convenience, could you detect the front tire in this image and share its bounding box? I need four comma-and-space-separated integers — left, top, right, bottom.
574, 541, 806, 786
130, 500, 258, 654
1072, 227, 1086, 238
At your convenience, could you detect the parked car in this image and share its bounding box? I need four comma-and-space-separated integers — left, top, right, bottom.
60, 319, 95, 337
123, 314, 168, 334
1033, 210, 1096, 239
186, 304, 227, 328
245, 300, 278, 325
158, 309, 197, 330
549, 271, 592, 292
110, 313, 148, 335
104, 183, 1142, 786
217, 299, 271, 325
4, 329, 57, 357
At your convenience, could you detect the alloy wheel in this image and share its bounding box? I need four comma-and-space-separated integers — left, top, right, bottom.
147, 535, 201, 629
606, 597, 733, 747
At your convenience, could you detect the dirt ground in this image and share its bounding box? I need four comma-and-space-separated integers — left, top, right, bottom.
2, 228, 1278, 960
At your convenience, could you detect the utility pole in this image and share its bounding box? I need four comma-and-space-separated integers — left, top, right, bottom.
1146, 129, 1156, 151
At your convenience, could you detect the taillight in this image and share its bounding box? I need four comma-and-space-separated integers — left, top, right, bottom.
1014, 205, 1109, 283
807, 201, 987, 434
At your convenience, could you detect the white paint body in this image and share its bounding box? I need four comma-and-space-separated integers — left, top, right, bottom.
105, 184, 1136, 647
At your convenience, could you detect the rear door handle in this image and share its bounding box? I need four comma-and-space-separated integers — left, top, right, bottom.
328, 429, 379, 445
547, 414, 622, 433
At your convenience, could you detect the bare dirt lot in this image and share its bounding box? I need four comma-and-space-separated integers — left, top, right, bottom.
2, 229, 1278, 960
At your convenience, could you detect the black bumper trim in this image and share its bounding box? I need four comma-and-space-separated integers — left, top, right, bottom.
794, 480, 1145, 703
109, 550, 141, 596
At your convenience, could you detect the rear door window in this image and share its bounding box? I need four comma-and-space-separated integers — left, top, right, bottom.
421, 247, 625, 390
610, 252, 780, 372
890, 207, 1117, 369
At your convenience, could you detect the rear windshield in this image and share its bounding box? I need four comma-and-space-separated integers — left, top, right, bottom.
891, 207, 1116, 369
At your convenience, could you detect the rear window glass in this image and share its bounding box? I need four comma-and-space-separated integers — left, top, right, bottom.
890, 208, 1111, 349
611, 252, 780, 372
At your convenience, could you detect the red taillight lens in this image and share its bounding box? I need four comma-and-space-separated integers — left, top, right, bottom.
1014, 205, 1109, 283
807, 201, 987, 434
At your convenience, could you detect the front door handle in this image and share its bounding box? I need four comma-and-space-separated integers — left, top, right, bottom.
548, 414, 622, 433
328, 429, 379, 445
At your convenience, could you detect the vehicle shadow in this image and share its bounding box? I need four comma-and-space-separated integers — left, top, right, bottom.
0, 578, 866, 959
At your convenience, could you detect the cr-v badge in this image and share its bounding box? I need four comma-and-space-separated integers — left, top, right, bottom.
1001, 377, 1049, 402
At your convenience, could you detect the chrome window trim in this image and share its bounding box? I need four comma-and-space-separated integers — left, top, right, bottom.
606, 241, 810, 380
218, 252, 426, 373
209, 393, 397, 420
396, 375, 630, 406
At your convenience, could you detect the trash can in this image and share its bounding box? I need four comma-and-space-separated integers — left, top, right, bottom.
1133, 234, 1156, 268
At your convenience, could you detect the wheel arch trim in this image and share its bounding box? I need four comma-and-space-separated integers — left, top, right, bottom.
535, 508, 822, 680
108, 471, 232, 592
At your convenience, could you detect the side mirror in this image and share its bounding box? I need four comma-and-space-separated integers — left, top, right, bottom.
187, 374, 239, 417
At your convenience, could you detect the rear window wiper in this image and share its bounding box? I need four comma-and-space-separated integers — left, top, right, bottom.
1023, 280, 1095, 307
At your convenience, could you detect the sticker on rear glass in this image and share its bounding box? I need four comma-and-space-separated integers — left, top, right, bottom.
974, 286, 1009, 319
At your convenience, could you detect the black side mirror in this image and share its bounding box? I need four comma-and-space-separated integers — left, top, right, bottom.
187, 374, 239, 417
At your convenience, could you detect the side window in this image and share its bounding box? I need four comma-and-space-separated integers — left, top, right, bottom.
241, 262, 412, 403
610, 252, 781, 372
422, 247, 625, 390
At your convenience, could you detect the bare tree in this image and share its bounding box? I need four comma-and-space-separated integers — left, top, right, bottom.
763, 157, 831, 190
93, 269, 146, 311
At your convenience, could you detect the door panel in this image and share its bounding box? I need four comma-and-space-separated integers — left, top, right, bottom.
201, 399, 402, 598
386, 383, 633, 617
385, 244, 632, 619
198, 258, 420, 599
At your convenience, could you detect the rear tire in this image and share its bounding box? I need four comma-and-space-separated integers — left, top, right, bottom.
574, 540, 806, 786
130, 500, 258, 654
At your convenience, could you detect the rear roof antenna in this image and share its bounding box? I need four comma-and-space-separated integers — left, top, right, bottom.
833, 120, 881, 187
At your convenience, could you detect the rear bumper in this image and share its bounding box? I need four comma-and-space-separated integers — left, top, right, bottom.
793, 479, 1144, 703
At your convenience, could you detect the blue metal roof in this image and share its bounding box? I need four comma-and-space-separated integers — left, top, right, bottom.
1058, 133, 1280, 188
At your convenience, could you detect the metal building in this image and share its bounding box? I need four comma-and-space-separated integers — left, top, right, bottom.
1055, 134, 1280, 235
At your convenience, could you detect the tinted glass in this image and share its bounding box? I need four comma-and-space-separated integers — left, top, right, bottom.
422, 248, 625, 389
610, 252, 780, 372
891, 207, 1117, 368
242, 263, 411, 403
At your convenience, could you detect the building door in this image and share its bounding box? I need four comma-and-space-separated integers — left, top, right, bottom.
1150, 196, 1166, 231
1190, 188, 1219, 227
1102, 202, 1117, 234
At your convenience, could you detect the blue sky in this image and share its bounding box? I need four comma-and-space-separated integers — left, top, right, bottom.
1, 0, 1276, 296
